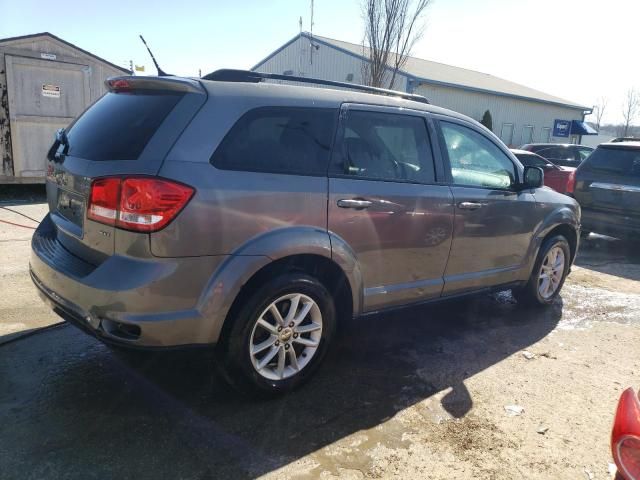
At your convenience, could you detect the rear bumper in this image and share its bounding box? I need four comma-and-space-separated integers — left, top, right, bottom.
30, 215, 226, 348
581, 208, 640, 239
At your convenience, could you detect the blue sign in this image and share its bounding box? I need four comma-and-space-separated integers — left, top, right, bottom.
553, 119, 571, 138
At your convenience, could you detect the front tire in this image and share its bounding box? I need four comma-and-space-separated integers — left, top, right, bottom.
513, 235, 571, 307
217, 273, 336, 396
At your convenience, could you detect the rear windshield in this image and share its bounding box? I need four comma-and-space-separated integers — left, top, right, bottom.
66, 92, 183, 161
583, 147, 640, 176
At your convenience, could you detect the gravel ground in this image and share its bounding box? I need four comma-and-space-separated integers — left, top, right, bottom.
0, 188, 638, 480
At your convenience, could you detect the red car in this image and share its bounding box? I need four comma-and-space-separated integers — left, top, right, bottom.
612, 388, 640, 480
511, 149, 576, 195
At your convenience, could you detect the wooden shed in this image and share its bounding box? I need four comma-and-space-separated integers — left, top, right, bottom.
0, 32, 128, 183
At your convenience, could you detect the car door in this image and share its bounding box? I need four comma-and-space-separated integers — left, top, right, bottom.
434, 116, 539, 294
574, 145, 640, 231
328, 104, 454, 311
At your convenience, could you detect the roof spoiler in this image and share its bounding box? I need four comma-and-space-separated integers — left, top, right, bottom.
105, 76, 205, 94
202, 69, 429, 104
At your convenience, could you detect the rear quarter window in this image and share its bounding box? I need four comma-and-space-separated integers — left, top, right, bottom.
211, 107, 338, 176
66, 92, 183, 161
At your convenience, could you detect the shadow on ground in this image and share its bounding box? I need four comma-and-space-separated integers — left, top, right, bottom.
576, 234, 640, 281
0, 293, 562, 479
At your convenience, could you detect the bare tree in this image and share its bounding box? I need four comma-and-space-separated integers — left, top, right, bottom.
592, 96, 607, 130
362, 0, 431, 88
621, 88, 639, 137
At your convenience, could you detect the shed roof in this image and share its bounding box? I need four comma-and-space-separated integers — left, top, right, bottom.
254, 33, 589, 111
0, 32, 128, 73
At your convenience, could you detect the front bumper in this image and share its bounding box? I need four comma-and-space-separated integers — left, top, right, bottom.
30, 216, 225, 348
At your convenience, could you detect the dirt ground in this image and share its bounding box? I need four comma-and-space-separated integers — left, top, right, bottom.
1, 186, 639, 480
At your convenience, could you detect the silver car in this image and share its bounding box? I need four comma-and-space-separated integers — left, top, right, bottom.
31, 70, 580, 395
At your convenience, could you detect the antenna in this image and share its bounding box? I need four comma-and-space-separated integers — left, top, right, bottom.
139, 35, 169, 76
299, 16, 303, 34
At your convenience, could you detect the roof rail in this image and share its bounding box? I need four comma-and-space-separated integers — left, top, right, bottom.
202, 69, 429, 104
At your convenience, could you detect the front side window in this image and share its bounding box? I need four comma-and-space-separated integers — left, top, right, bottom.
211, 107, 337, 176
330, 110, 435, 183
441, 122, 516, 189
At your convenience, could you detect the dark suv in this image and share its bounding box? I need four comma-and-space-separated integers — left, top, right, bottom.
520, 143, 594, 168
31, 71, 581, 395
574, 141, 640, 239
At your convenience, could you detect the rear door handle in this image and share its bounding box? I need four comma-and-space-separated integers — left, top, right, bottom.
337, 199, 373, 209
457, 201, 484, 210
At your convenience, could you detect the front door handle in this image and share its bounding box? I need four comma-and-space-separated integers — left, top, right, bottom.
457, 201, 484, 210
337, 198, 373, 209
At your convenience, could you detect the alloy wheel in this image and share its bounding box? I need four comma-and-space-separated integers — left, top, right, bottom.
249, 293, 323, 381
538, 246, 565, 299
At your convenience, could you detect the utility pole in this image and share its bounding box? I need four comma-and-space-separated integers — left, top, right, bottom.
310, 0, 314, 65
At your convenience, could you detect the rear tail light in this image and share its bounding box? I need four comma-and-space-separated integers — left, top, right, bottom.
88, 178, 121, 225
566, 170, 576, 194
612, 388, 640, 480
87, 177, 194, 232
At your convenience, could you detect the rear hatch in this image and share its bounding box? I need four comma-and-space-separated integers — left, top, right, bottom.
574, 143, 640, 224
45, 76, 206, 264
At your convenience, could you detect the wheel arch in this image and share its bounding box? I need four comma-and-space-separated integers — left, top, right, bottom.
216, 253, 356, 349
543, 223, 578, 263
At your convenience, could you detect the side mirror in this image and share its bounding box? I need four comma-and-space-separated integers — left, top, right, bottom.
523, 166, 544, 189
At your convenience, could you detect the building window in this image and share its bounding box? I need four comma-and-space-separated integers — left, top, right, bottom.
540, 127, 551, 142
345, 73, 354, 82
283, 70, 294, 76
521, 125, 534, 145
500, 123, 514, 146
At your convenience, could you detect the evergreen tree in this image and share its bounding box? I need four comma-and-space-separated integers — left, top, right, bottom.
480, 110, 493, 131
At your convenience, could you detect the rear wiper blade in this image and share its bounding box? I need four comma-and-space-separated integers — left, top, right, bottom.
47, 128, 69, 163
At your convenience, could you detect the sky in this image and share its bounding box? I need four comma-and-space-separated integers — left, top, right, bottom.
2, 0, 639, 124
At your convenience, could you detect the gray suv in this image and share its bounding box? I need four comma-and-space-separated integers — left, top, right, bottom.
31, 70, 580, 395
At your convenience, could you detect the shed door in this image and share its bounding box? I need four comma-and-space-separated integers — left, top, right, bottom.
5, 55, 90, 179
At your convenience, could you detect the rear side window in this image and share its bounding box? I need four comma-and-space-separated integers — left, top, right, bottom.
66, 92, 183, 161
583, 147, 640, 176
330, 110, 436, 183
211, 107, 337, 176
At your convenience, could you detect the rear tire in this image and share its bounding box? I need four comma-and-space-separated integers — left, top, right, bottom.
513, 235, 571, 307
217, 273, 336, 397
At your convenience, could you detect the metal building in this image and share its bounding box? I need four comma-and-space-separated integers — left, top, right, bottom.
253, 33, 595, 147
0, 32, 127, 184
